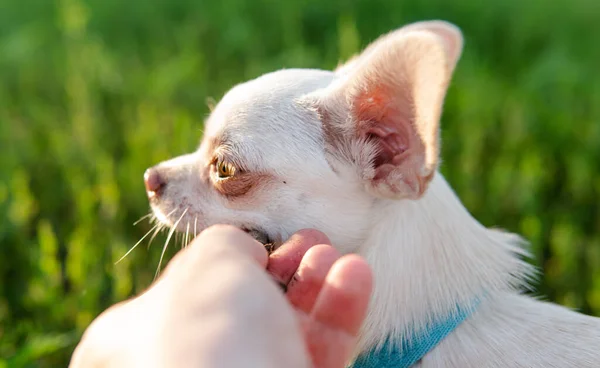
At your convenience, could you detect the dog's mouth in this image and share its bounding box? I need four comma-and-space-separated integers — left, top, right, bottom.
241, 227, 278, 254
149, 205, 279, 254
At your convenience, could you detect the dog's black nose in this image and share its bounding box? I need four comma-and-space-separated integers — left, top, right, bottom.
144, 167, 166, 198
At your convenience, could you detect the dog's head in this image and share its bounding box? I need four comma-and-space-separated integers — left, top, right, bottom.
144, 21, 463, 252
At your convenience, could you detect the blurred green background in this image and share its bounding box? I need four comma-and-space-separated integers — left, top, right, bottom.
1, 0, 599, 366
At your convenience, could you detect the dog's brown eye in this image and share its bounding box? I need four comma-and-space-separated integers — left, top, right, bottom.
216, 160, 236, 179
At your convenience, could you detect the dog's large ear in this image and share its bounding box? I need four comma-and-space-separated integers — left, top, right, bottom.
319, 21, 462, 200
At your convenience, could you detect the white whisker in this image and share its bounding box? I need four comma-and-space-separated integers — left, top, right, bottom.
155, 208, 188, 279
146, 208, 176, 249
133, 213, 153, 226
116, 222, 160, 264
193, 217, 198, 240
185, 222, 190, 248
147, 225, 163, 249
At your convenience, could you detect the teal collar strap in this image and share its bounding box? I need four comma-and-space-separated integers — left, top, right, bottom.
350, 303, 478, 368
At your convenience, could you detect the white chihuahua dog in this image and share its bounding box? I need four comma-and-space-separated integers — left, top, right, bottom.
144, 20, 600, 367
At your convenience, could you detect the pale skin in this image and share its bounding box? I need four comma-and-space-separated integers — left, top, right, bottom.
69, 225, 373, 368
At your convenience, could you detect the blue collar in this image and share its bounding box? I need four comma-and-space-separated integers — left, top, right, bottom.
349, 303, 477, 368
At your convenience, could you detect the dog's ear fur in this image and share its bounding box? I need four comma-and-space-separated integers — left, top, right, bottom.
319, 21, 463, 199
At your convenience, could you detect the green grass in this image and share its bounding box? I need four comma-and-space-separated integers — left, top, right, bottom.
1, 0, 599, 366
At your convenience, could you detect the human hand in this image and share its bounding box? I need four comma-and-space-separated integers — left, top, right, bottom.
267, 229, 373, 367
69, 225, 373, 368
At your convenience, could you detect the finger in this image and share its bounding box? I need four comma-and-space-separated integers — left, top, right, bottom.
175, 225, 268, 269
286, 244, 340, 314
311, 254, 373, 336
267, 229, 331, 286
303, 255, 373, 368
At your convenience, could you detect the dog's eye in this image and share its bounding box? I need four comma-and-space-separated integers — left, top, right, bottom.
216, 160, 236, 179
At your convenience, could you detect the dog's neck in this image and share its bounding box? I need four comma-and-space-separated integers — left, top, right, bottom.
356, 173, 534, 351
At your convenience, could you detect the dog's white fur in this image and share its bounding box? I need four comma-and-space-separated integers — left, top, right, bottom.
146, 21, 600, 367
